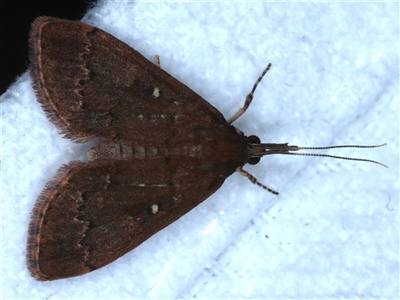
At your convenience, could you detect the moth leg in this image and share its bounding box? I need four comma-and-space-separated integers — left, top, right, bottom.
234, 127, 244, 135
227, 63, 272, 124
155, 55, 161, 68
236, 166, 278, 195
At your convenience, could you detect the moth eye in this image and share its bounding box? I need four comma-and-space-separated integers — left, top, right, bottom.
247, 135, 260, 144
247, 157, 261, 165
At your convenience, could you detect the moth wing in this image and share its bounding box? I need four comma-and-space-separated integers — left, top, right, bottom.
29, 17, 227, 143
27, 158, 226, 280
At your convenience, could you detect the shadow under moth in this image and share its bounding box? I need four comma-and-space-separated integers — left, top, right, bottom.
27, 16, 386, 281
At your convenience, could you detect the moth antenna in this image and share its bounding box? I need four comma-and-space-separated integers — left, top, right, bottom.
227, 63, 272, 124
250, 142, 388, 168
236, 166, 279, 195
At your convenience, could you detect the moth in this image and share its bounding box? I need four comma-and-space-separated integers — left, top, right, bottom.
27, 16, 386, 281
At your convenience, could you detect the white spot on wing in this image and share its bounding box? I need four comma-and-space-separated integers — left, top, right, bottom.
135, 183, 168, 188
151, 204, 159, 214
153, 87, 160, 98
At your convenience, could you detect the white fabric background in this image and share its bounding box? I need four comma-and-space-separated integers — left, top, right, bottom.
2, 2, 399, 299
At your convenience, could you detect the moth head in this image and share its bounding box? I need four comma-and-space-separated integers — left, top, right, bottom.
246, 135, 262, 165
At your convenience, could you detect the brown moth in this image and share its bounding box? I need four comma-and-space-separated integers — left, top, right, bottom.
27, 16, 386, 281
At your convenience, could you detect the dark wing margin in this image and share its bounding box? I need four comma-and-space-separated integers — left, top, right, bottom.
29, 17, 227, 144
27, 158, 226, 280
